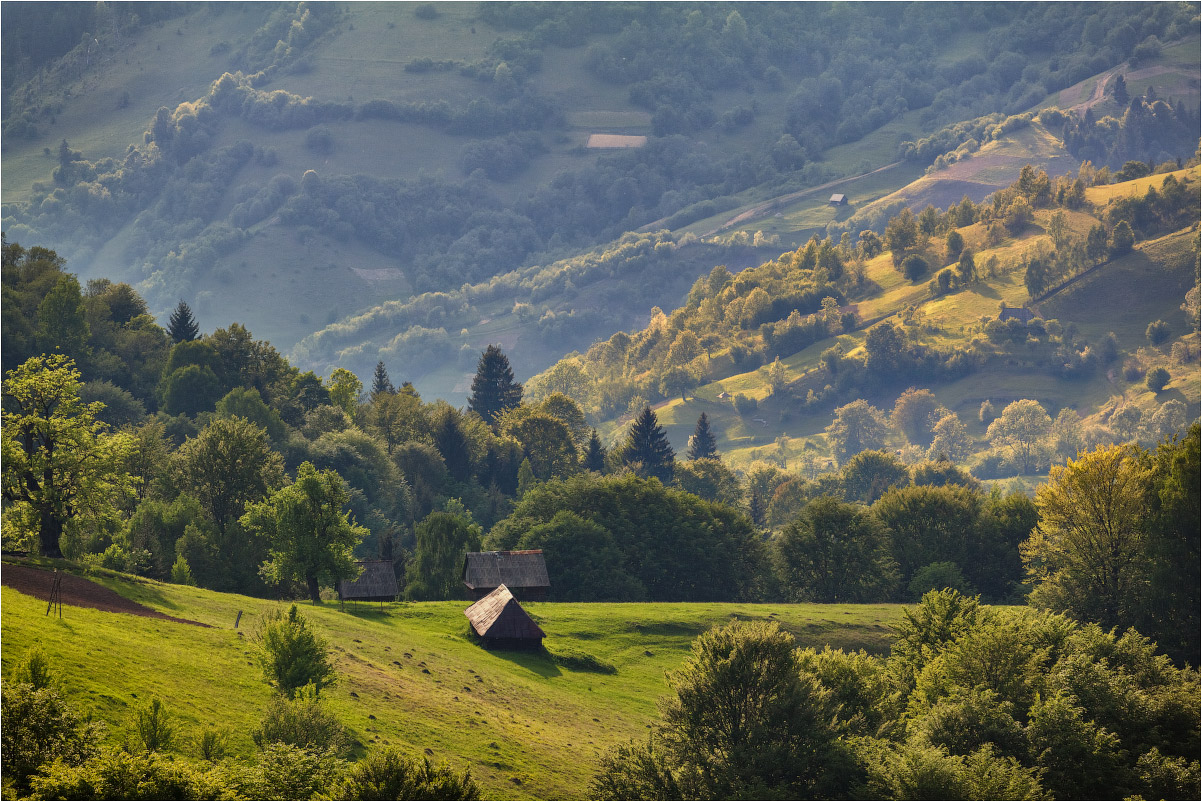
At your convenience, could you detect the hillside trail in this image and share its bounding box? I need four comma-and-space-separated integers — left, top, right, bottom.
1, 563, 211, 627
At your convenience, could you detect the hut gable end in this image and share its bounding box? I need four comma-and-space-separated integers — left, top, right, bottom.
465, 585, 545, 648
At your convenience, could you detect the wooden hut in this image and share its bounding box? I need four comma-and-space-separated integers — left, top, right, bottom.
337, 560, 398, 605
998, 306, 1036, 324
464, 584, 545, 650
462, 550, 550, 601
829, 193, 848, 206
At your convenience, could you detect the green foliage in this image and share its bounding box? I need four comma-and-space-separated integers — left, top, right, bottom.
27, 747, 217, 801
841, 449, 910, 504
489, 473, 766, 602
908, 561, 972, 600
1146, 319, 1171, 345
673, 458, 742, 507
468, 345, 523, 424
517, 510, 643, 602
251, 688, 350, 757
1146, 366, 1170, 392
826, 399, 889, 465
902, 253, 929, 282
593, 619, 854, 799
774, 497, 897, 603
167, 300, 199, 343
130, 699, 175, 754
252, 743, 346, 801
1, 682, 105, 794
1, 354, 136, 557
340, 747, 480, 800
404, 511, 481, 601
10, 647, 55, 691
252, 606, 337, 697
617, 406, 675, 483
241, 461, 366, 602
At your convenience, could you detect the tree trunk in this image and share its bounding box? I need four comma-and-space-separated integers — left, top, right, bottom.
307, 575, 321, 603
39, 509, 64, 559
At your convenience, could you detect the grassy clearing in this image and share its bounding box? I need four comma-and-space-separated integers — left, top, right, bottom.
1, 561, 902, 800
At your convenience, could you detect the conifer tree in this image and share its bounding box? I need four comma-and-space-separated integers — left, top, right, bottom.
433, 409, 473, 483
167, 300, 199, 343
686, 413, 718, 460
370, 361, 395, 399
619, 406, 675, 483
468, 345, 522, 424
584, 429, 607, 473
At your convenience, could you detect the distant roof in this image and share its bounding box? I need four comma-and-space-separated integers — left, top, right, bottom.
465, 585, 545, 640
999, 306, 1036, 323
463, 550, 550, 591
337, 560, 398, 600
829, 193, 847, 203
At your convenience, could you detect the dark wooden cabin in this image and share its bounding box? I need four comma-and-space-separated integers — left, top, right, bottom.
464, 584, 545, 650
998, 306, 1036, 324
462, 550, 550, 601
828, 193, 848, 206
337, 560, 398, 604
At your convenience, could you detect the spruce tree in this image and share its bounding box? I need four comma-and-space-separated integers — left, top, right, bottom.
433, 410, 473, 483
687, 412, 718, 460
371, 361, 395, 399
584, 429, 607, 473
468, 345, 522, 424
1112, 73, 1128, 106
620, 406, 675, 483
167, 300, 199, 342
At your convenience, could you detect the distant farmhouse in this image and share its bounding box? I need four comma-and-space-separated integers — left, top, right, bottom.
337, 560, 398, 604
829, 193, 848, 206
998, 306, 1036, 324
464, 584, 545, 650
463, 550, 550, 601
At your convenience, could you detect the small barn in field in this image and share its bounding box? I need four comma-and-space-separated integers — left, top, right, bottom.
465, 584, 545, 650
999, 306, 1036, 324
337, 560, 398, 604
463, 550, 550, 601
829, 193, 848, 206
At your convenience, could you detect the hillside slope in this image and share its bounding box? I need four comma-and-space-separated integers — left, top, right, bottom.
0, 559, 901, 800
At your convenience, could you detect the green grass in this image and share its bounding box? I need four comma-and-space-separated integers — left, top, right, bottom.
1, 560, 902, 800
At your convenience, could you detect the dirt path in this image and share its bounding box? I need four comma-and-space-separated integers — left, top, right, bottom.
1, 563, 211, 627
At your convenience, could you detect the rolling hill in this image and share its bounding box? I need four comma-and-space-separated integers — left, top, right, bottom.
0, 558, 901, 800
3, 2, 1196, 401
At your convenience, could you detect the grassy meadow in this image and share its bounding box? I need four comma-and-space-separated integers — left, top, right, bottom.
1, 559, 902, 800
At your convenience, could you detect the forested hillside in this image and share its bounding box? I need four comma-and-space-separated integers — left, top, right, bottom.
3, 2, 1198, 397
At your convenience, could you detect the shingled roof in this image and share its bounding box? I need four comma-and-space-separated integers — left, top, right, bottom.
462, 550, 550, 593
337, 560, 398, 602
464, 584, 545, 643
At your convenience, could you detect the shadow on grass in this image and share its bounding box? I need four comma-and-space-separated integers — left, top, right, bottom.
973, 283, 1002, 300
486, 648, 563, 678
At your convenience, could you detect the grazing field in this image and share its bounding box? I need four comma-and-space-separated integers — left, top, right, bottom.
1, 559, 903, 800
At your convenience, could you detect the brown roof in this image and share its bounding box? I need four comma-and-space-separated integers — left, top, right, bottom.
337, 560, 398, 600
462, 550, 550, 591
464, 585, 545, 640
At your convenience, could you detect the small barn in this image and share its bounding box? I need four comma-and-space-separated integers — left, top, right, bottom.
337, 560, 398, 605
999, 306, 1036, 324
463, 550, 550, 601
465, 584, 545, 650
829, 193, 848, 206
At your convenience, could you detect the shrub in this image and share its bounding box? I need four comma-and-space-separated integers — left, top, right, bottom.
733, 394, 758, 415
252, 689, 351, 757
255, 743, 346, 800
252, 606, 337, 696
131, 699, 175, 754
28, 748, 214, 801
1146, 320, 1171, 345
902, 254, 929, 282
908, 562, 973, 600
1146, 367, 1170, 393
1, 683, 104, 793
10, 647, 54, 690
341, 748, 480, 800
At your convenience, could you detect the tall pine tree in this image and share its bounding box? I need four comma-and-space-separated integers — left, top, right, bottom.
468, 345, 522, 424
167, 300, 199, 343
371, 360, 395, 399
619, 406, 675, 483
687, 413, 718, 460
584, 428, 607, 473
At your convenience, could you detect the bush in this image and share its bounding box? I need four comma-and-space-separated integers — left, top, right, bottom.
341, 747, 480, 800
733, 394, 758, 415
131, 699, 175, 754
1, 683, 104, 793
902, 254, 929, 282
1146, 367, 1170, 393
255, 743, 346, 800
28, 748, 215, 801
252, 689, 351, 757
10, 647, 54, 690
252, 606, 337, 696
1146, 320, 1171, 345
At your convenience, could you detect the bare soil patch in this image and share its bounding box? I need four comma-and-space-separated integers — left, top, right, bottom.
1, 563, 211, 627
